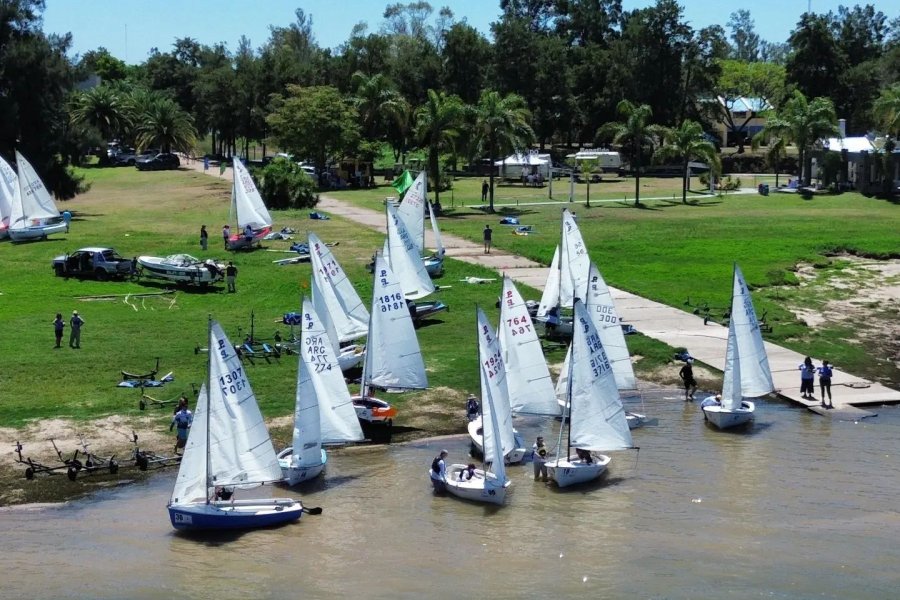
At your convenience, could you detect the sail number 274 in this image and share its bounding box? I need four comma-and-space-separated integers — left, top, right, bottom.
219, 368, 247, 396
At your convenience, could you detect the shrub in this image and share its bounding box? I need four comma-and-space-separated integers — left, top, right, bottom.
253, 158, 318, 210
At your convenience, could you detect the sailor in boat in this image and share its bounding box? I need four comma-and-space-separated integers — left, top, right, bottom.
575, 448, 593, 464
430, 450, 448, 493
458, 463, 476, 482
213, 485, 235, 501
466, 394, 480, 422
700, 394, 722, 410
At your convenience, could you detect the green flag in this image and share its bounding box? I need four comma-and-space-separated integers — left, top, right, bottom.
391, 170, 413, 195
219, 160, 228, 175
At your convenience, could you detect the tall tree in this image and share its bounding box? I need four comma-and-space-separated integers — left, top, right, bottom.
711, 59, 786, 152
414, 89, 464, 205
757, 90, 838, 185
350, 71, 405, 142
727, 10, 760, 61
596, 100, 662, 206
471, 90, 535, 212
654, 119, 720, 204
786, 14, 846, 103
440, 23, 491, 104
69, 86, 131, 150
133, 96, 197, 153
872, 84, 900, 136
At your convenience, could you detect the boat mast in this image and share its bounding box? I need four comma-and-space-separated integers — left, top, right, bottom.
554, 336, 574, 461
361, 253, 379, 399
205, 315, 213, 506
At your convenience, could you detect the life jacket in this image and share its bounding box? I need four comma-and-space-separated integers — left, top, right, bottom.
431, 457, 442, 474
820, 366, 833, 378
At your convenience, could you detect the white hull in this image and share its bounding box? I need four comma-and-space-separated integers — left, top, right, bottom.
351, 394, 396, 425
9, 221, 67, 241
443, 464, 509, 505
338, 345, 365, 371
466, 418, 527, 464
703, 401, 755, 430
546, 454, 611, 488
137, 255, 226, 285
277, 448, 327, 485
626, 412, 648, 429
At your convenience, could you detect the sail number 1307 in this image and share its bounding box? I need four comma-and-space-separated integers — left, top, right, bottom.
219, 368, 247, 396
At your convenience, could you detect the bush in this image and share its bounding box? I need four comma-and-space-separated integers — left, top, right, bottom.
253, 158, 318, 210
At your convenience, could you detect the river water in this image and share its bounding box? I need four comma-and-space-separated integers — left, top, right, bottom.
3, 391, 898, 599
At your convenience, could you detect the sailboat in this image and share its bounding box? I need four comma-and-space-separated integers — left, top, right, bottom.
444, 307, 512, 505
0, 154, 15, 239
351, 253, 428, 426
555, 263, 651, 428
227, 157, 273, 250
536, 208, 590, 338
168, 319, 304, 530
8, 151, 67, 241
546, 300, 634, 488
395, 170, 444, 276
308, 232, 369, 371
702, 264, 775, 430
276, 299, 365, 485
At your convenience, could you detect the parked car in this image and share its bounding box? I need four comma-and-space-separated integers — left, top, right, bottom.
135, 153, 180, 171
52, 247, 134, 280
114, 148, 158, 166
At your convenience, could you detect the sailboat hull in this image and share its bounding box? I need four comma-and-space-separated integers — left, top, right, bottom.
351, 395, 397, 425
423, 255, 443, 277
546, 454, 611, 488
277, 448, 327, 485
337, 344, 365, 371
227, 227, 271, 251
702, 401, 755, 430
168, 499, 303, 531
442, 464, 510, 505
9, 221, 67, 241
466, 418, 527, 464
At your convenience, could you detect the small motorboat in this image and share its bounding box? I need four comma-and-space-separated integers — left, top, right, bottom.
137, 254, 226, 286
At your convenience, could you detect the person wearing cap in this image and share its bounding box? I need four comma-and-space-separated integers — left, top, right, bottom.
430, 450, 448, 493
679, 357, 697, 401
465, 394, 480, 421
700, 393, 722, 409
69, 310, 85, 349
532, 436, 549, 481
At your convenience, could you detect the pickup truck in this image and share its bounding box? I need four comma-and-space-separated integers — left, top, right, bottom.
52, 247, 134, 280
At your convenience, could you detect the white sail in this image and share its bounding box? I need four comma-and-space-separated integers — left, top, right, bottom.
427, 200, 445, 258
311, 272, 342, 358
0, 154, 17, 229
480, 360, 507, 486
309, 232, 369, 342
568, 301, 633, 452
559, 208, 590, 306
207, 321, 284, 488
476, 308, 516, 461
720, 315, 744, 411
232, 157, 272, 230
537, 245, 561, 318
170, 384, 210, 505
364, 254, 428, 390
396, 170, 427, 253
554, 344, 571, 404
298, 299, 363, 448
385, 203, 435, 300
498, 276, 558, 415
731, 264, 775, 399
12, 151, 60, 228
585, 263, 636, 390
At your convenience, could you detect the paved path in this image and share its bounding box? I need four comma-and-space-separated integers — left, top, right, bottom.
185, 159, 900, 418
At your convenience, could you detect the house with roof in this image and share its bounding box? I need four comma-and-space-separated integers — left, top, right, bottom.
710, 96, 773, 148
811, 119, 900, 194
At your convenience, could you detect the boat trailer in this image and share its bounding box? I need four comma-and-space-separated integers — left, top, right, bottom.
121, 356, 160, 382
130, 431, 181, 471
13, 438, 117, 481
138, 382, 198, 410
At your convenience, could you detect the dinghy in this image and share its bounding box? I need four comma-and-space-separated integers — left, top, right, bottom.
277, 299, 365, 485
137, 254, 226, 285
546, 301, 634, 488
444, 307, 512, 505
7, 151, 67, 241
167, 319, 303, 531
227, 157, 272, 250
536, 209, 590, 338
702, 264, 775, 430
395, 171, 444, 276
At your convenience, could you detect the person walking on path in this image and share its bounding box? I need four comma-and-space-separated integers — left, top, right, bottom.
818, 360, 834, 408
225, 262, 237, 293
483, 224, 493, 254
62, 210, 72, 233
200, 225, 208, 251
53, 313, 65, 348
679, 358, 697, 401
532, 436, 549, 482
69, 310, 84, 349
799, 356, 816, 399
481, 180, 489, 202
222, 224, 231, 249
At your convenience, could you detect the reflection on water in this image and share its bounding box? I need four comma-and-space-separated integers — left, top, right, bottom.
3, 392, 899, 599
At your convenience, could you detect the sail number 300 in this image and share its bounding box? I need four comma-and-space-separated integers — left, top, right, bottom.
219, 368, 247, 396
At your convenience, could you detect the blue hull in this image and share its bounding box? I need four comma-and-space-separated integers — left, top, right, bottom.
168, 501, 303, 531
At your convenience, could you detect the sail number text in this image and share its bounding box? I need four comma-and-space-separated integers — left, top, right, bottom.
219, 368, 247, 396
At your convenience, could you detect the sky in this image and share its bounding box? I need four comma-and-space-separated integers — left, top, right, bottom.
42, 0, 888, 65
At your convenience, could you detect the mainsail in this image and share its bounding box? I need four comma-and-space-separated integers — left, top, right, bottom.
585, 263, 636, 390
231, 157, 272, 230
559, 208, 590, 306
396, 170, 427, 253
476, 308, 516, 461
12, 151, 60, 229
309, 232, 369, 343
385, 202, 435, 300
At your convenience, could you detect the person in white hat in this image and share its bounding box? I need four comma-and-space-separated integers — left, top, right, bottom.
69, 310, 85, 349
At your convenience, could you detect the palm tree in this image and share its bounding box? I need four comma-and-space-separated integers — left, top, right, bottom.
350, 71, 406, 142
597, 100, 662, 206
872, 84, 900, 137
654, 120, 721, 204
133, 97, 198, 154
470, 90, 535, 212
69, 86, 131, 157
756, 90, 838, 186
414, 90, 465, 205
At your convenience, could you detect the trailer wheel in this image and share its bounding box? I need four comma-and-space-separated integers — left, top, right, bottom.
136, 454, 149, 471
85, 458, 94, 468
25, 467, 34, 480
70, 459, 83, 471
109, 460, 119, 475
139, 399, 146, 410
67, 467, 78, 481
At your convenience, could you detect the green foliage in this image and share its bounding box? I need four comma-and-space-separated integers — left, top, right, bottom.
414, 89, 465, 204
254, 159, 318, 209
133, 96, 198, 153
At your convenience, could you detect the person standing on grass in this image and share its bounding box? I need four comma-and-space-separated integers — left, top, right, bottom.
481, 180, 489, 202
679, 358, 697, 401
225, 261, 237, 293
818, 360, 834, 409
200, 225, 208, 251
170, 401, 193, 455
222, 224, 231, 249
69, 310, 84, 349
53, 313, 65, 348
483, 224, 493, 254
